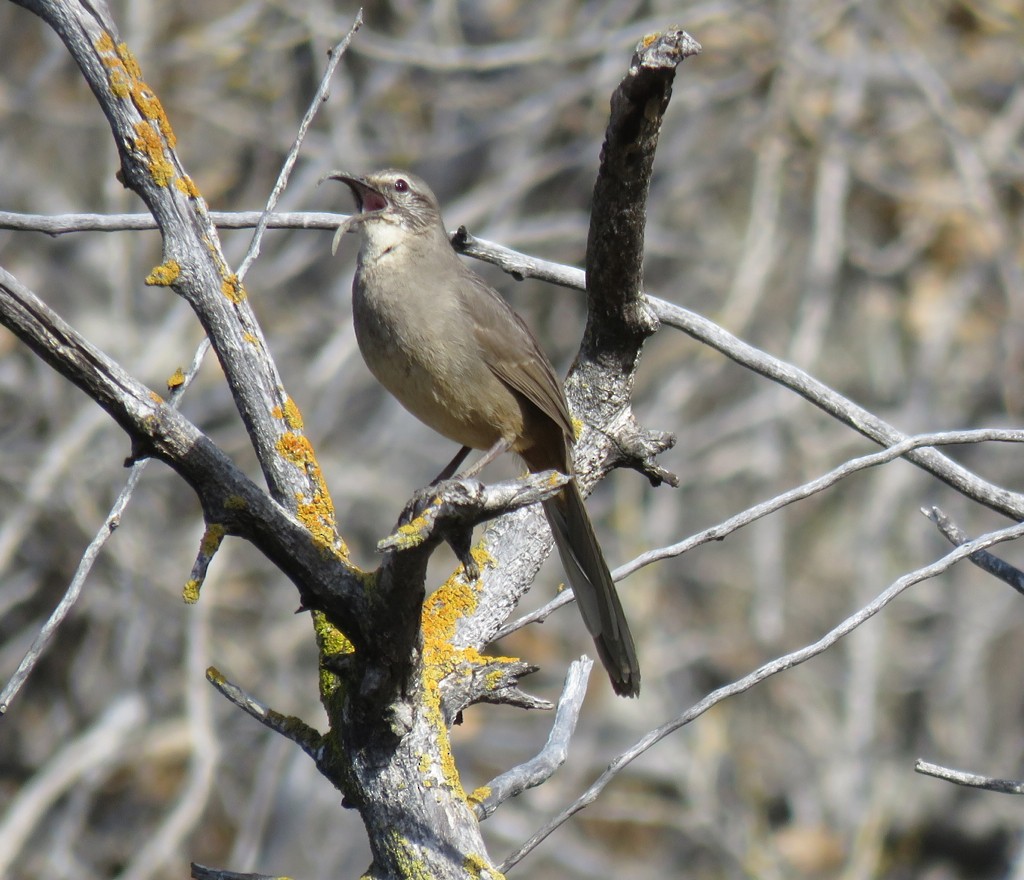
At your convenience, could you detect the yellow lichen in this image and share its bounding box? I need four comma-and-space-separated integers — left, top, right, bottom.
416, 546, 520, 800
418, 578, 483, 799
467, 786, 491, 805
167, 368, 185, 390
130, 80, 175, 145
314, 610, 354, 702
96, 34, 130, 97
132, 121, 173, 186
384, 829, 434, 880
96, 35, 176, 145
282, 397, 304, 431
115, 41, 142, 80
276, 431, 314, 466
175, 175, 200, 198
276, 432, 350, 561
296, 492, 350, 560
200, 523, 226, 557
391, 515, 431, 550
107, 66, 131, 98
224, 495, 247, 511
145, 260, 180, 287
242, 332, 259, 345
148, 391, 163, 404
182, 578, 201, 605
464, 853, 502, 879
469, 545, 495, 574
221, 274, 246, 303
271, 398, 305, 431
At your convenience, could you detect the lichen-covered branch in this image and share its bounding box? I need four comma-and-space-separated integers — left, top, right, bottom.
10, 0, 336, 538
0, 267, 367, 641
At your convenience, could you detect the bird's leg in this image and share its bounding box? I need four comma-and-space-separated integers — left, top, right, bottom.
431, 445, 472, 485
459, 437, 512, 478
431, 438, 513, 484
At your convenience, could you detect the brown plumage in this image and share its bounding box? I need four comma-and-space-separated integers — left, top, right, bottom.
329, 169, 640, 697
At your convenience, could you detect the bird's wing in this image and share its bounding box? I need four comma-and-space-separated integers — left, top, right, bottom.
461, 269, 575, 442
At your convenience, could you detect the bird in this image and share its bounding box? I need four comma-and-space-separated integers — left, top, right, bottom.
327, 168, 640, 697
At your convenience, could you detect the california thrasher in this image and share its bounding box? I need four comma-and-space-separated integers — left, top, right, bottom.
328, 169, 640, 697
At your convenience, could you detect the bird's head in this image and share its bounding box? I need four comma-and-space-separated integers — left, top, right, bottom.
325, 169, 444, 237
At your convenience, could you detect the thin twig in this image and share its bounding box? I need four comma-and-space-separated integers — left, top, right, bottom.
236, 11, 363, 280
0, 210, 346, 234
653, 299, 1024, 521
192, 865, 286, 880
923, 506, 1024, 596
473, 657, 593, 820
0, 335, 211, 716
915, 760, 1024, 794
497, 428, 1024, 639
205, 667, 323, 761
0, 465, 144, 715
499, 518, 1024, 872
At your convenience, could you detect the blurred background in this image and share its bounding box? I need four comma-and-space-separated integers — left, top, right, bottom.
1, 1, 1024, 878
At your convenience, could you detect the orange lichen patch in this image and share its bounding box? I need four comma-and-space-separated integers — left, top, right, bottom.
418, 669, 464, 798
277, 431, 350, 561
115, 40, 142, 80
107, 66, 131, 98
546, 471, 565, 490
418, 555, 511, 799
221, 274, 246, 303
97, 36, 177, 153
297, 491, 350, 561
640, 31, 660, 50
276, 431, 315, 466
242, 332, 259, 346
271, 397, 305, 431
421, 546, 496, 648
95, 33, 130, 94
133, 121, 173, 186
282, 397, 304, 431
130, 81, 175, 145
148, 390, 164, 404
145, 260, 179, 286
96, 36, 173, 137
175, 176, 200, 198
167, 368, 185, 390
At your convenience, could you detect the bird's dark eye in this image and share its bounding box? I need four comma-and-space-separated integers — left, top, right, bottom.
394, 178, 409, 193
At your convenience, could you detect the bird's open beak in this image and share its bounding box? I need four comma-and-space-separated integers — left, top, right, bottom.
323, 172, 388, 213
